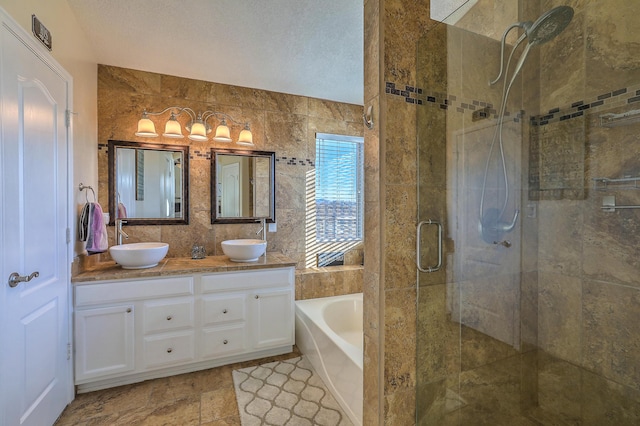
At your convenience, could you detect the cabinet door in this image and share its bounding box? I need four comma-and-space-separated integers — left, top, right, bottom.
251, 288, 293, 349
75, 305, 135, 382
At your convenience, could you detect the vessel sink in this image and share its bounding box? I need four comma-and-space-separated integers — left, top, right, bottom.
221, 239, 267, 262
109, 242, 169, 269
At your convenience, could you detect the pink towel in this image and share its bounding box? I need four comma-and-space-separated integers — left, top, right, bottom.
79, 202, 109, 254
117, 202, 127, 219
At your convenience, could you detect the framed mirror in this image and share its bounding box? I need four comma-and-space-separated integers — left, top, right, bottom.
211, 148, 275, 224
108, 140, 189, 225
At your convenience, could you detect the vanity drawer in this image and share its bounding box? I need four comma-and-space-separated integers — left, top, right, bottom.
201, 294, 246, 326
143, 298, 194, 334
201, 325, 247, 358
143, 331, 195, 369
201, 268, 293, 293
75, 276, 194, 306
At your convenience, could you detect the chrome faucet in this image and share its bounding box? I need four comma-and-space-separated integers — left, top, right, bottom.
115, 219, 129, 245
256, 218, 266, 241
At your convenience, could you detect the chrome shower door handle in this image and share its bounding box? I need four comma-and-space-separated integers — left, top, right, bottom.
416, 220, 442, 273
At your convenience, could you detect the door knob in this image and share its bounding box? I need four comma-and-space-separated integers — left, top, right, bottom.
8, 271, 39, 288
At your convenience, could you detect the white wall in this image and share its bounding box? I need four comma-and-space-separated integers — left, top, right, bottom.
0, 0, 98, 256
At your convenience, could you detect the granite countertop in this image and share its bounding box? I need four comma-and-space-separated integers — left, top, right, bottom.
72, 252, 296, 283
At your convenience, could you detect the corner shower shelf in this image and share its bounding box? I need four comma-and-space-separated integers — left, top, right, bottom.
600, 195, 640, 212
593, 177, 640, 212
599, 109, 640, 128
593, 176, 640, 191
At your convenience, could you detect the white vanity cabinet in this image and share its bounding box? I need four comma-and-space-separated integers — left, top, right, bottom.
200, 267, 295, 354
73, 267, 294, 392
74, 275, 194, 386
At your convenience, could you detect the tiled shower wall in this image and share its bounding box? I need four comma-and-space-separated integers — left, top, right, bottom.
533, 0, 640, 421
366, 0, 640, 424
95, 65, 363, 296
363, 0, 435, 424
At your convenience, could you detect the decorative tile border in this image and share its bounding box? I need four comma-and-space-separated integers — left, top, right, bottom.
386, 80, 640, 126
191, 149, 211, 160
277, 156, 315, 166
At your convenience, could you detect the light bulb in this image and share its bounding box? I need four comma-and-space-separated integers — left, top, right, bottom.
188, 120, 208, 141
135, 112, 158, 137
237, 124, 253, 145
213, 119, 232, 142
162, 113, 183, 138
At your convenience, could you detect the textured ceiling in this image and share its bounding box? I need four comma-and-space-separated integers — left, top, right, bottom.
67, 0, 363, 105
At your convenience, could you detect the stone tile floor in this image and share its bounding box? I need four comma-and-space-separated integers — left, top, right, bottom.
55, 348, 300, 426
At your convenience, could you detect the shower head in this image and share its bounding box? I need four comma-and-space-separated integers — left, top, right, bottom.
506, 5, 574, 87
525, 6, 574, 46
490, 6, 574, 86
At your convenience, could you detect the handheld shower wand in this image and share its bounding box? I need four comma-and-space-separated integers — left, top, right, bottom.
479, 6, 574, 245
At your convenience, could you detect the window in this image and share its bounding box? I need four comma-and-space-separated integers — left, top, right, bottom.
315, 133, 364, 243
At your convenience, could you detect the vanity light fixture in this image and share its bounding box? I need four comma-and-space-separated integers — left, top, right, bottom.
135, 106, 253, 145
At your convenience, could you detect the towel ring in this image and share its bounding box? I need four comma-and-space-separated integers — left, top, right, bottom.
79, 183, 96, 203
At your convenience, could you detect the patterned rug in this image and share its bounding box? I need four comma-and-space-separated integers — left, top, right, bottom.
232, 356, 353, 426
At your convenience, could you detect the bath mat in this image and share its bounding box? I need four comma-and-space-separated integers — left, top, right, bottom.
232, 356, 353, 426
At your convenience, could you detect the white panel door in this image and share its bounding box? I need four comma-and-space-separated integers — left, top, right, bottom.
0, 12, 72, 426
222, 162, 240, 217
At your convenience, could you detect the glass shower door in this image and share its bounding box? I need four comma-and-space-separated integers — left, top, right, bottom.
416, 1, 640, 424
416, 11, 531, 423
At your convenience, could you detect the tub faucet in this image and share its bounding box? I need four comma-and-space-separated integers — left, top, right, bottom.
115, 219, 129, 245
256, 218, 266, 241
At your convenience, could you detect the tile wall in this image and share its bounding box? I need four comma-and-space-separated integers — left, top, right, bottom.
363, 0, 382, 424
93, 65, 363, 297
532, 1, 640, 422
365, 0, 640, 424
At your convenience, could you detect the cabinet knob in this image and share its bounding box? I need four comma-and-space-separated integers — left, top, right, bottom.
223, 340, 228, 345
222, 309, 228, 314
166, 315, 172, 321
126, 308, 132, 313
167, 348, 173, 353
255, 295, 259, 299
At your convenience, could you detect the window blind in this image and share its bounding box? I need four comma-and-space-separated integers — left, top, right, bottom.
315, 133, 364, 242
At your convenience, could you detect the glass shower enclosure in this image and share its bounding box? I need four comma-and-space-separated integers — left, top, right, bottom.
416, 1, 640, 424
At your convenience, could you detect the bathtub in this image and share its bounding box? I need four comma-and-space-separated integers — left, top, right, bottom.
295, 293, 363, 426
